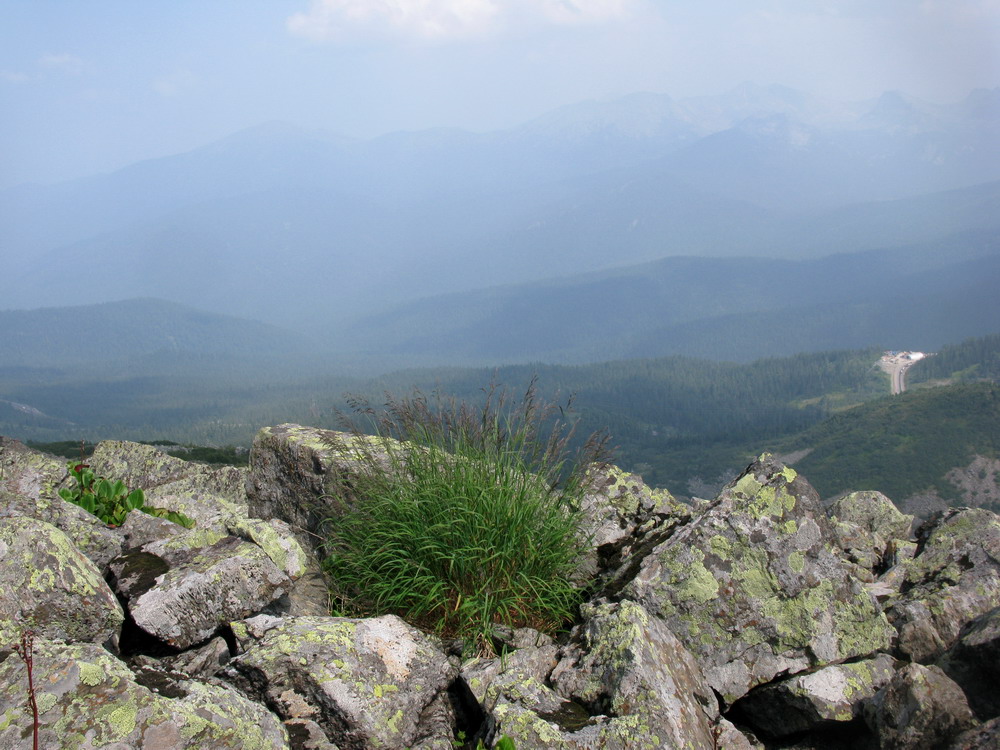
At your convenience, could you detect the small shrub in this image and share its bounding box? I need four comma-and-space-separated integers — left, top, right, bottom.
320, 379, 609, 654
59, 462, 195, 528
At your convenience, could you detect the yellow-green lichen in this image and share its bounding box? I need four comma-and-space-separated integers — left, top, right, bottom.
97, 698, 138, 742
709, 535, 732, 561
788, 551, 805, 573
77, 661, 105, 687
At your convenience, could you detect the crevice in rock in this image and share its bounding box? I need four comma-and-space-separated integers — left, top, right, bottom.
593, 514, 688, 600
448, 676, 492, 749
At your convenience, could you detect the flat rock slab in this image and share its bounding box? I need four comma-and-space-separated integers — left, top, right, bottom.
734, 653, 898, 738
621, 454, 894, 704
0, 516, 123, 646
227, 614, 457, 750
0, 636, 290, 749
110, 536, 290, 649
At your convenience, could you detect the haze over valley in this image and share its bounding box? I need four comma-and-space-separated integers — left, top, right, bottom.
2, 1, 998, 507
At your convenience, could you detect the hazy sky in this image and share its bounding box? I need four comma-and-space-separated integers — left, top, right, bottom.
2, 0, 998, 187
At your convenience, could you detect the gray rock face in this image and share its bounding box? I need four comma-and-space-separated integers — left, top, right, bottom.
888, 508, 1000, 662
0, 517, 123, 646
734, 653, 898, 738
830, 491, 914, 580
948, 717, 1000, 750
863, 663, 977, 750
110, 536, 291, 649
245, 425, 359, 547
0, 636, 290, 749
550, 599, 720, 749
0, 487, 124, 573
936, 605, 1000, 720
227, 614, 457, 750
621, 454, 894, 703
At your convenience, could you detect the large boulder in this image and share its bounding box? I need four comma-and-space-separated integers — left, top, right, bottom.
620, 454, 894, 704
0, 517, 123, 647
936, 605, 1000, 720
888, 508, 1000, 662
245, 425, 365, 548
465, 600, 724, 749
0, 438, 123, 571
733, 653, 898, 738
829, 491, 915, 580
549, 599, 720, 749
0, 636, 290, 749
110, 536, 291, 649
863, 663, 977, 750
226, 614, 458, 750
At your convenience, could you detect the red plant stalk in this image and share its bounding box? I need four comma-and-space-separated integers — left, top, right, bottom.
14, 630, 39, 750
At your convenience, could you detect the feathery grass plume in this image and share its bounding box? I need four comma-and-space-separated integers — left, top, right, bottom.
319, 377, 611, 655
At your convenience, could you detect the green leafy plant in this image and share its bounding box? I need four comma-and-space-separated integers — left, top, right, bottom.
59, 462, 195, 528
320, 379, 609, 655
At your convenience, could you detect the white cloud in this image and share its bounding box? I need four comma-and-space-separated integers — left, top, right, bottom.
39, 53, 84, 74
153, 69, 199, 97
287, 0, 639, 42
0, 70, 29, 84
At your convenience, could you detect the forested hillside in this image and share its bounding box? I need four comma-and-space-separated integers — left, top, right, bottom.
778, 382, 1000, 513
908, 332, 1000, 385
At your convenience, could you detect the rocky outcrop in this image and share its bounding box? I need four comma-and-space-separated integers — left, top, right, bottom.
3, 431, 1000, 748
619, 455, 894, 704
887, 508, 1000, 662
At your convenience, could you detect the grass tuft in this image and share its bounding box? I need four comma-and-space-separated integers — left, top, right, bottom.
319, 378, 610, 654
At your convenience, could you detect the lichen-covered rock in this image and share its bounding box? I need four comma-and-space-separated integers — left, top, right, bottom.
888, 508, 1000, 662
88, 439, 250, 534
620, 454, 894, 704
0, 437, 123, 571
245, 425, 387, 552
863, 663, 976, 750
0, 436, 66, 501
734, 653, 898, 738
577, 464, 689, 551
550, 599, 719, 749
0, 517, 123, 646
226, 614, 457, 750
0, 487, 124, 572
0, 636, 290, 749
110, 536, 291, 649
830, 491, 914, 543
575, 464, 690, 581
936, 605, 1000, 720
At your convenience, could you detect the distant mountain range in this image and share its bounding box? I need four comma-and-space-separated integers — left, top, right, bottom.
2, 83, 998, 338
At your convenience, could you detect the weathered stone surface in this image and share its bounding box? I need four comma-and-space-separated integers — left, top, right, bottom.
734, 653, 898, 738
0, 487, 124, 572
0, 636, 290, 749
0, 436, 66, 501
621, 454, 894, 703
830, 491, 915, 581
948, 717, 1000, 749
830, 491, 914, 543
0, 517, 123, 646
936, 605, 1000, 720
88, 439, 250, 534
110, 536, 290, 649
577, 464, 689, 553
888, 507, 1000, 662
550, 599, 719, 749
863, 663, 977, 750
226, 614, 457, 750
245, 425, 391, 552
0, 437, 123, 571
